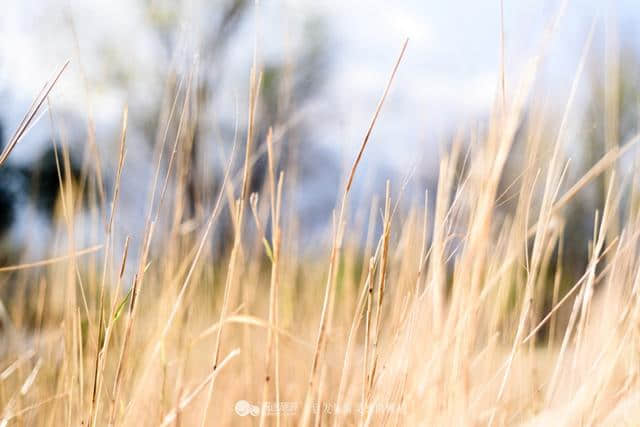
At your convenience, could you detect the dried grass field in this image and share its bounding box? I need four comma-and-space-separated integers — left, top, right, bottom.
0, 16, 639, 427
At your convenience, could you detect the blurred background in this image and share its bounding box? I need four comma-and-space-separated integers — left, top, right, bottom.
1, 0, 640, 272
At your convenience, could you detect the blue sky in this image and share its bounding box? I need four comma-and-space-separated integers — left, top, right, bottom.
1, 0, 638, 177
2, 0, 639, 248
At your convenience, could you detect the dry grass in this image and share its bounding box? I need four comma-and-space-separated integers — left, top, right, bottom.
1, 24, 640, 427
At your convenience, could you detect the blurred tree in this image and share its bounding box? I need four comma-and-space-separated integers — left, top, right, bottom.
136, 1, 333, 253
568, 36, 640, 276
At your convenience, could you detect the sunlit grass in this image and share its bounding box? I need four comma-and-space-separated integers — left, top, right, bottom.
1, 23, 640, 427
